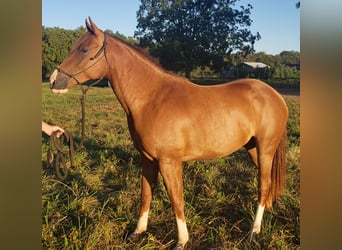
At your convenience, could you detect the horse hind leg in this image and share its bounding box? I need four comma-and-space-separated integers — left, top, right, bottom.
244, 138, 267, 241
128, 154, 159, 242
247, 148, 274, 243
249, 131, 287, 241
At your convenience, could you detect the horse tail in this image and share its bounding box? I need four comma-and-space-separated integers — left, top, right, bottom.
270, 130, 287, 203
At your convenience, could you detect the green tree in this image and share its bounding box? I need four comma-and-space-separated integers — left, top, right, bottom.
135, 0, 260, 78
279, 51, 300, 65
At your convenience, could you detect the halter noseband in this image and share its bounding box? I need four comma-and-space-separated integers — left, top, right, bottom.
56, 33, 108, 85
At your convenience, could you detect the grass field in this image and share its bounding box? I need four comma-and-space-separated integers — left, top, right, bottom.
42, 82, 300, 249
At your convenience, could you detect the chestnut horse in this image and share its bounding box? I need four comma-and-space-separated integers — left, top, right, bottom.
50, 18, 288, 249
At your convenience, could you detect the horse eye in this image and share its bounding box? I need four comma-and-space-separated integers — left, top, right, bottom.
80, 47, 88, 53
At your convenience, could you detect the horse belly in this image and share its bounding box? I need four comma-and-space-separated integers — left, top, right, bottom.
181, 114, 252, 161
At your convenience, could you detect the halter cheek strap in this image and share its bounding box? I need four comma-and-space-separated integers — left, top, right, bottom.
90, 38, 107, 60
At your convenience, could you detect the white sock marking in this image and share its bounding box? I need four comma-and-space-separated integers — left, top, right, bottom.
176, 217, 189, 245
134, 209, 149, 234
252, 203, 265, 234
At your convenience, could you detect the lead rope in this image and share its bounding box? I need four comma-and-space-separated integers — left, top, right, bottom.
47, 78, 103, 180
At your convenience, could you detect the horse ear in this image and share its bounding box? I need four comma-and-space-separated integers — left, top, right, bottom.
85, 17, 99, 35
85, 17, 93, 34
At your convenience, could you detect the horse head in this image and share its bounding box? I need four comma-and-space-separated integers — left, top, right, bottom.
50, 17, 108, 94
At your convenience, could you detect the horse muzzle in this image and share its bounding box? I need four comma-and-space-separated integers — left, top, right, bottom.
49, 69, 69, 94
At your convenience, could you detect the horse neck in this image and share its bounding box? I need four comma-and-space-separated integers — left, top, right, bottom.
105, 36, 168, 114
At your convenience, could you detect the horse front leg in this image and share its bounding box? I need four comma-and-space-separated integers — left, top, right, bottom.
159, 158, 189, 250
128, 154, 159, 242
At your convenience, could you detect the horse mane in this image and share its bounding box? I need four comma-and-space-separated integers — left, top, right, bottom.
106, 33, 186, 79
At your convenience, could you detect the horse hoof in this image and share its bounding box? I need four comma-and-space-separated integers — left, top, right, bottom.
247, 231, 258, 244
248, 232, 255, 242
173, 243, 185, 250
127, 232, 143, 243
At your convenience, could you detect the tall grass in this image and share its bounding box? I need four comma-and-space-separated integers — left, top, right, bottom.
42, 83, 300, 249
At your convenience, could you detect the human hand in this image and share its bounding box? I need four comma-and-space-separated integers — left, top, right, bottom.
50, 125, 65, 138
42, 121, 65, 138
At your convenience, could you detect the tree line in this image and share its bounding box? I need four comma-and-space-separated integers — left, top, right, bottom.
42, 0, 299, 82
42, 25, 299, 81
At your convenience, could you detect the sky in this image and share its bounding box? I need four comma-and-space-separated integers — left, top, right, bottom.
42, 0, 300, 55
